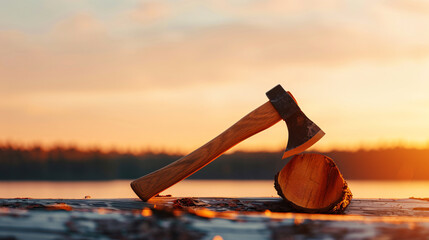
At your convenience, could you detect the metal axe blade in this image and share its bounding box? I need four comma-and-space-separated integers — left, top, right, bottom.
266, 85, 325, 159
131, 84, 325, 201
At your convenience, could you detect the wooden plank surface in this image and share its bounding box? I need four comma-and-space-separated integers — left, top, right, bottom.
1, 197, 429, 240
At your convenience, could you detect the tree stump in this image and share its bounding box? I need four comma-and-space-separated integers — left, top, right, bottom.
274, 153, 352, 213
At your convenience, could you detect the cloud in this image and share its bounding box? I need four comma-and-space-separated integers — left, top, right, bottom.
1, 0, 429, 96
127, 1, 171, 24
51, 13, 106, 40
387, 0, 429, 15
212, 0, 343, 17
1, 22, 429, 95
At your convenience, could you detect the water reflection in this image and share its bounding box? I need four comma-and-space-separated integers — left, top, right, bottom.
1, 180, 429, 199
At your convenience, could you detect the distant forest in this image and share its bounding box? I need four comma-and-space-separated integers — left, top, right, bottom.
1, 145, 429, 181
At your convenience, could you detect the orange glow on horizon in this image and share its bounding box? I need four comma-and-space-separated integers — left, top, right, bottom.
1, 138, 429, 156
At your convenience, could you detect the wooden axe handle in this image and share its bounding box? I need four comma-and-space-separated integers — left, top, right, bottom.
131, 101, 282, 201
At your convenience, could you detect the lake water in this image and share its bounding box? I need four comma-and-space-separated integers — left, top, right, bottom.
1, 180, 429, 199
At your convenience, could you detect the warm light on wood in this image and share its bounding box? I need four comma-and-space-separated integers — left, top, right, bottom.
275, 153, 352, 213
131, 101, 282, 201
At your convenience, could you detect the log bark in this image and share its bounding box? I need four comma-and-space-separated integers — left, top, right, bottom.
274, 153, 352, 213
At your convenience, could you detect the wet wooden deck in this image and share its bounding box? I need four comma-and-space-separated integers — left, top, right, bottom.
1, 197, 429, 239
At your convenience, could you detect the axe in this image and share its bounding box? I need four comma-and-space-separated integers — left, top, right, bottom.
131, 84, 325, 201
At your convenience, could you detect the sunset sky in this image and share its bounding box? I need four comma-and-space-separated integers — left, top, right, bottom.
1, 0, 429, 153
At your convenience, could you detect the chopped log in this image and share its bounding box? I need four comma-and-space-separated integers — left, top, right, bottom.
274, 153, 352, 213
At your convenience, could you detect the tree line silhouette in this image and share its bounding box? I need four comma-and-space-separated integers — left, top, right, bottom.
1, 144, 429, 180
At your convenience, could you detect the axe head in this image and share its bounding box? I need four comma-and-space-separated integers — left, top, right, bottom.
266, 85, 325, 159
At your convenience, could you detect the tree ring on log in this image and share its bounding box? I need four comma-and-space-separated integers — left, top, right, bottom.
274, 153, 352, 213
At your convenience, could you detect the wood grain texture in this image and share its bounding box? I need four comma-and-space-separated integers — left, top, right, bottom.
131, 101, 282, 201
275, 153, 352, 213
